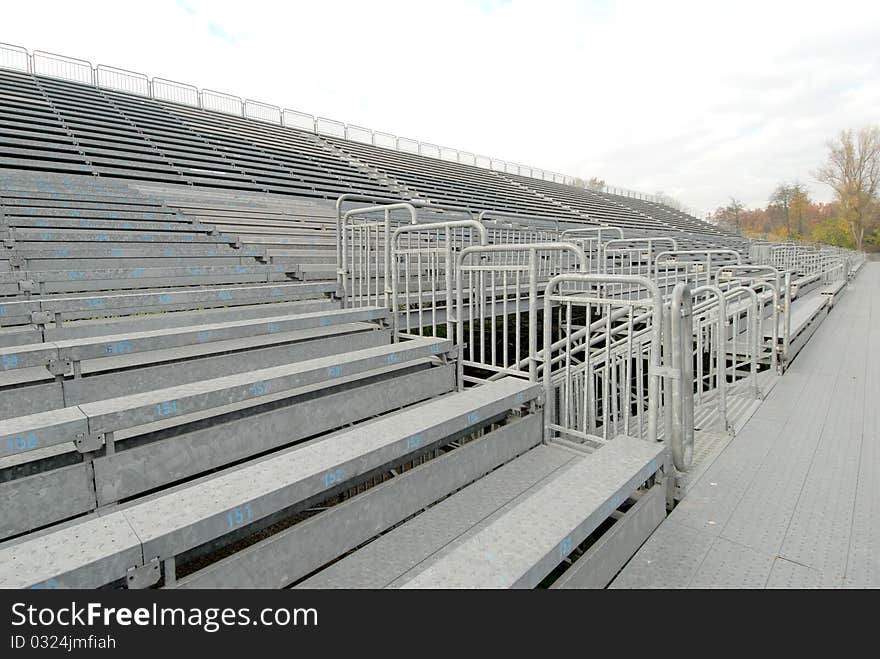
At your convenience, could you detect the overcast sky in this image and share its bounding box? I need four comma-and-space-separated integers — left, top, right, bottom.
4, 0, 879, 213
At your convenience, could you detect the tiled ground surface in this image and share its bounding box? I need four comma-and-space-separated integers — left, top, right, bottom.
612, 263, 879, 588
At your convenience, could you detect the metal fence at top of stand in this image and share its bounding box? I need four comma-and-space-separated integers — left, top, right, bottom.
456, 243, 588, 386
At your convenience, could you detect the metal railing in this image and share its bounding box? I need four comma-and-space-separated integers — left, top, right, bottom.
455, 243, 587, 385
391, 220, 488, 342
716, 265, 786, 370
689, 285, 728, 432
540, 274, 680, 455
0, 41, 699, 217
333, 207, 849, 468
340, 203, 418, 308
666, 283, 695, 469
721, 286, 760, 399
599, 237, 678, 300
653, 249, 742, 301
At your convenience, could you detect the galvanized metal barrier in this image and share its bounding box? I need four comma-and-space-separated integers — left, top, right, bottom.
391, 220, 488, 341
716, 264, 786, 370
653, 249, 742, 300
666, 283, 695, 469
600, 237, 678, 300
560, 227, 625, 242
539, 274, 688, 463
340, 202, 418, 308
557, 226, 624, 274
689, 285, 728, 431
477, 211, 562, 244
722, 286, 760, 398
455, 243, 587, 386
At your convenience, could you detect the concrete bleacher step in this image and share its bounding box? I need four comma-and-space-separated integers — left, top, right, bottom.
765, 289, 831, 364
89, 360, 456, 507
297, 440, 575, 589
2, 217, 210, 234
1, 336, 450, 458
819, 280, 847, 307
0, 376, 537, 589
300, 435, 665, 589
268, 250, 336, 265
294, 264, 337, 281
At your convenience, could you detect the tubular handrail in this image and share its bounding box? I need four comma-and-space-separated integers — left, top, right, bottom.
560, 226, 624, 241
715, 264, 787, 368
722, 286, 761, 398
335, 194, 475, 287
477, 210, 561, 232
340, 203, 419, 307
456, 243, 587, 384
690, 284, 728, 432
654, 249, 741, 272
391, 219, 487, 345
542, 273, 664, 445
668, 283, 695, 471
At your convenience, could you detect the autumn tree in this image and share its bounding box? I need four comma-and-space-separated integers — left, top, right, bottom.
790, 183, 810, 236
712, 197, 746, 231
815, 126, 880, 251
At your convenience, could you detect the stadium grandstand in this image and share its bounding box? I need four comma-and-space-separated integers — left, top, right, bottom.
0, 45, 872, 590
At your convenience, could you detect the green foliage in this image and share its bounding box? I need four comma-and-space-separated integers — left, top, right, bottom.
811, 216, 855, 249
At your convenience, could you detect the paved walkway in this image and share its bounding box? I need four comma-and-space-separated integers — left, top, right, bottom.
612, 263, 879, 588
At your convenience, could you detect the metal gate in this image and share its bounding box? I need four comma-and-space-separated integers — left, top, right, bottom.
540, 274, 693, 470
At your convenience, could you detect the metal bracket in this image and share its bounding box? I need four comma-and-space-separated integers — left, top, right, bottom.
8, 253, 23, 269
650, 366, 680, 379
31, 310, 53, 326
126, 557, 161, 589
74, 432, 103, 453
2, 238, 14, 249
18, 279, 36, 293
47, 358, 72, 376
